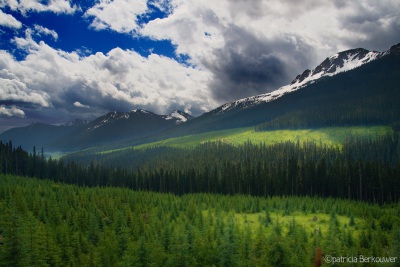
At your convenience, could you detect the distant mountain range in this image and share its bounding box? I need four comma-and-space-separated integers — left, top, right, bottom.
0, 110, 193, 151
1, 43, 399, 151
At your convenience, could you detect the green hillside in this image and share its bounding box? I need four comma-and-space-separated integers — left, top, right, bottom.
101, 125, 392, 154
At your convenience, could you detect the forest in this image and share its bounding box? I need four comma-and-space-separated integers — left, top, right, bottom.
1, 128, 400, 266
2, 130, 399, 204
0, 174, 399, 266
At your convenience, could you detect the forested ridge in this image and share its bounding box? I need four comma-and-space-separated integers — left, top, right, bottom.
2, 130, 400, 204
0, 174, 399, 266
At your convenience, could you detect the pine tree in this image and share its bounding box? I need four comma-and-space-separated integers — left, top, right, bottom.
218, 216, 239, 267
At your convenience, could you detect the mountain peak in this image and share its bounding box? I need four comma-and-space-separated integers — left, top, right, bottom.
291, 48, 379, 86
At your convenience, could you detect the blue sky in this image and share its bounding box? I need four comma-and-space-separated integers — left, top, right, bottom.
0, 0, 399, 132
0, 1, 176, 59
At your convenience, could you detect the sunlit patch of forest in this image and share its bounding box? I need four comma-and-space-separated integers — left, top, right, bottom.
97, 125, 391, 153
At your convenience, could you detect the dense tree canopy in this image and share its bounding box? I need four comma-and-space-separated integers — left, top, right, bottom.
0, 175, 399, 266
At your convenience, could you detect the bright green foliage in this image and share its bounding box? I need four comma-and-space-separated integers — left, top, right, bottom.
100, 125, 391, 152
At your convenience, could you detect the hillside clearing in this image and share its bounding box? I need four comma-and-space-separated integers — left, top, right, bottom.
100, 125, 392, 154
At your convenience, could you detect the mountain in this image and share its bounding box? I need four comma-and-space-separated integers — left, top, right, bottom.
0, 109, 193, 151
60, 109, 194, 149
0, 123, 81, 151
216, 47, 384, 114
177, 43, 400, 133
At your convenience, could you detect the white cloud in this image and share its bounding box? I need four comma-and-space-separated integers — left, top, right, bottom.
33, 24, 58, 41
0, 77, 51, 107
141, 1, 227, 63
0, 9, 22, 29
0, 33, 215, 122
0, 0, 78, 15
84, 0, 149, 33
0, 105, 25, 117
73, 101, 90, 108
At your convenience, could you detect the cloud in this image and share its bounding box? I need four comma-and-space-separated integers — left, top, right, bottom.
140, 0, 400, 102
0, 77, 51, 107
33, 25, 58, 41
334, 1, 400, 51
73, 101, 89, 109
0, 9, 22, 29
0, 0, 78, 15
0, 105, 25, 117
0, 32, 215, 124
84, 0, 149, 33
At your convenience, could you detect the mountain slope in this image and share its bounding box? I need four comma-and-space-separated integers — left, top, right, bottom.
0, 123, 81, 151
175, 43, 400, 133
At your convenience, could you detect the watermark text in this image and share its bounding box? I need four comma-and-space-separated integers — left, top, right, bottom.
324, 255, 397, 264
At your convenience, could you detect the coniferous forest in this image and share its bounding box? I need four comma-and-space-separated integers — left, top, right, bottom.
1, 174, 400, 266
3, 132, 400, 204
1, 130, 400, 266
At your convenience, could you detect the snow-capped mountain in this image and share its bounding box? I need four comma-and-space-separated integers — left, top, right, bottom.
0, 109, 194, 151
52, 108, 196, 149
86, 109, 192, 131
175, 42, 400, 134
217, 44, 399, 114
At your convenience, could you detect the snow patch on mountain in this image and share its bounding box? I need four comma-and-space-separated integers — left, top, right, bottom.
62, 119, 89, 127
164, 110, 192, 124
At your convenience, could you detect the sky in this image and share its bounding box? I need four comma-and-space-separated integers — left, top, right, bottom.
0, 0, 399, 132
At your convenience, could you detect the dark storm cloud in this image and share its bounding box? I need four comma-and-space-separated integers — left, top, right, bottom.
202, 25, 314, 102
206, 47, 289, 102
